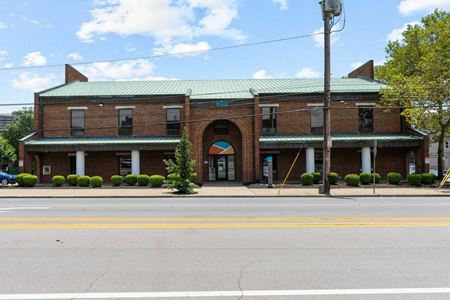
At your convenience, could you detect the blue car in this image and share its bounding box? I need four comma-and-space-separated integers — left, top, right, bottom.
0, 172, 16, 185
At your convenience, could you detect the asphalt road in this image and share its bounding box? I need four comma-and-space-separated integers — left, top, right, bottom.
0, 196, 450, 299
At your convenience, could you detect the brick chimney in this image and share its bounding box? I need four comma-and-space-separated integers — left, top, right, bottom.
65, 64, 88, 83
348, 60, 374, 80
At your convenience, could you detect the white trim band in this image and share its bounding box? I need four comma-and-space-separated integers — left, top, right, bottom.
259, 104, 279, 107
67, 107, 87, 110
307, 103, 324, 107
163, 105, 183, 109
355, 103, 376, 106
115, 106, 135, 109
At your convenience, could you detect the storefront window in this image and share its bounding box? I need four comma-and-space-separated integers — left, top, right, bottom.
118, 155, 132, 176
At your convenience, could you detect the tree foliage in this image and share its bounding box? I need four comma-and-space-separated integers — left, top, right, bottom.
1, 107, 34, 158
375, 10, 450, 177
164, 127, 195, 194
0, 135, 16, 164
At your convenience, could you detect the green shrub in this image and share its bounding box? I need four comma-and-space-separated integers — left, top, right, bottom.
67, 174, 79, 186
150, 175, 165, 187
300, 173, 314, 186
125, 174, 137, 186
137, 174, 150, 186
328, 172, 339, 185
345, 174, 360, 186
371, 173, 381, 184
52, 175, 65, 187
167, 173, 180, 183
312, 172, 321, 184
190, 172, 198, 183
16, 173, 31, 187
90, 176, 103, 188
111, 175, 122, 186
421, 173, 434, 185
360, 172, 372, 185
407, 173, 422, 186
23, 175, 38, 187
387, 172, 401, 185
77, 175, 90, 187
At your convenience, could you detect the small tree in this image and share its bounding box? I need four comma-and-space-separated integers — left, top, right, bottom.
1, 107, 34, 160
376, 10, 450, 178
0, 136, 16, 166
164, 127, 196, 194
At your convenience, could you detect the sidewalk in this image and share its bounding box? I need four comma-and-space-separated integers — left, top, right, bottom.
1, 185, 450, 198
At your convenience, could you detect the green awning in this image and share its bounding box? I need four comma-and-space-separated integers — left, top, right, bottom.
260, 133, 423, 149
25, 136, 180, 152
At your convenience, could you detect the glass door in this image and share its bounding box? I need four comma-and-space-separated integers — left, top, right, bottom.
216, 156, 227, 180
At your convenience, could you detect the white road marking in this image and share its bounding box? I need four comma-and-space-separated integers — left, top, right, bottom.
1, 288, 450, 299
0, 207, 50, 211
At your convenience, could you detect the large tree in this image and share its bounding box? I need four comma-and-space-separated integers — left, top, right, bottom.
0, 136, 16, 166
1, 107, 34, 160
376, 10, 450, 178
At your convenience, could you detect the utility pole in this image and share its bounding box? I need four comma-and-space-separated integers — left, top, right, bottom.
319, 0, 341, 196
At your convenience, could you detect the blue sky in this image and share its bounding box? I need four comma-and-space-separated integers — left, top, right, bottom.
0, 0, 449, 113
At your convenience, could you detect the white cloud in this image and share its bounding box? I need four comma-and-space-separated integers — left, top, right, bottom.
252, 69, 272, 79
0, 21, 7, 29
351, 62, 363, 69
312, 27, 339, 48
125, 44, 136, 52
76, 0, 245, 52
10, 72, 56, 92
20, 15, 51, 28
296, 67, 320, 79
153, 41, 211, 57
76, 59, 160, 81
3, 63, 13, 68
273, 0, 288, 10
398, 0, 450, 15
68, 52, 83, 61
23, 51, 47, 66
386, 21, 420, 42
0, 50, 7, 60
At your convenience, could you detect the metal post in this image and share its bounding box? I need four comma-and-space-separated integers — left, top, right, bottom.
321, 10, 332, 196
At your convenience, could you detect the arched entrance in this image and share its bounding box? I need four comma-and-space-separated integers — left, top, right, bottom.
202, 120, 243, 182
208, 141, 235, 181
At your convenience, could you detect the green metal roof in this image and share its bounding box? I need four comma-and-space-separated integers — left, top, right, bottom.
25, 136, 180, 146
260, 133, 422, 143
39, 78, 385, 99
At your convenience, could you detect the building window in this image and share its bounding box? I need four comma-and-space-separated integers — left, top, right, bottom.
166, 108, 181, 135
213, 120, 229, 135
359, 107, 373, 132
262, 107, 277, 135
315, 150, 323, 173
310, 106, 324, 134
118, 109, 133, 136
118, 155, 132, 176
69, 156, 76, 174
70, 109, 85, 137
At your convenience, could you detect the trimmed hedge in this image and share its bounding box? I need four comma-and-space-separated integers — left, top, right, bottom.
67, 174, 79, 187
77, 176, 90, 187
111, 175, 122, 186
344, 174, 360, 186
52, 175, 65, 187
328, 172, 339, 185
387, 172, 401, 185
407, 173, 422, 186
421, 173, 434, 185
23, 175, 38, 187
137, 174, 150, 186
90, 176, 103, 188
16, 173, 31, 187
312, 172, 321, 184
301, 173, 314, 186
150, 175, 165, 187
371, 173, 381, 184
125, 174, 137, 186
360, 172, 372, 185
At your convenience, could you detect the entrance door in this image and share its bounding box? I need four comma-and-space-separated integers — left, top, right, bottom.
215, 155, 227, 180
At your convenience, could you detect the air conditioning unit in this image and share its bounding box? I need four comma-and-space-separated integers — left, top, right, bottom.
321, 0, 342, 16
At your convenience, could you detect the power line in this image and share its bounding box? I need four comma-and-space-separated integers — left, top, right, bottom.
0, 32, 324, 72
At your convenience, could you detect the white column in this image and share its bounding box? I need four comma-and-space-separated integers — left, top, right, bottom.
306, 147, 315, 173
131, 150, 140, 175
361, 147, 371, 173
76, 150, 85, 176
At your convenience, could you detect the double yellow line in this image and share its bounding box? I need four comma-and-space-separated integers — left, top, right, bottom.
0, 216, 450, 229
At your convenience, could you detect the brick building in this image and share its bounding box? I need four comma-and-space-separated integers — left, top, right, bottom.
19, 61, 429, 184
